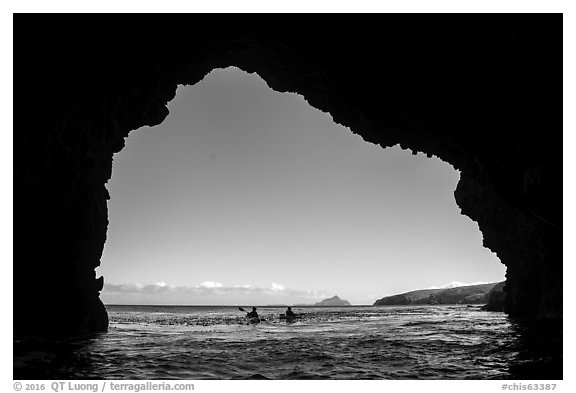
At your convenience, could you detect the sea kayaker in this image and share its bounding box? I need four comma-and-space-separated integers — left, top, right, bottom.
285, 306, 297, 317
247, 307, 259, 319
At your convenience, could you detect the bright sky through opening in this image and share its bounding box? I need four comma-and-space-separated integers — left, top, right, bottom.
100, 67, 505, 305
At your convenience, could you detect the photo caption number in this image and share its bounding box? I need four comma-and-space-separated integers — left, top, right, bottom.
502, 384, 558, 391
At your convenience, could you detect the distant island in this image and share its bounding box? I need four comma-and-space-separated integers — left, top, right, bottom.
314, 295, 351, 306
373, 282, 505, 307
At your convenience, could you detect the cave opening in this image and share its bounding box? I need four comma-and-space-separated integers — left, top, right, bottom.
99, 67, 506, 307
13, 17, 562, 379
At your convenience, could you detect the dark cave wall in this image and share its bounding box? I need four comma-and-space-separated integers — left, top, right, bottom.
14, 16, 562, 337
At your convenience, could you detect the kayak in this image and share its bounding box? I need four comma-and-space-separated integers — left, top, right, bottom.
279, 314, 302, 321
247, 317, 261, 324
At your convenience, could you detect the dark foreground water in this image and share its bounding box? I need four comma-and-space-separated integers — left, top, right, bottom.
14, 305, 562, 379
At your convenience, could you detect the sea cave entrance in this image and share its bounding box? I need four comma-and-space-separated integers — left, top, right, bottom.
99, 67, 506, 308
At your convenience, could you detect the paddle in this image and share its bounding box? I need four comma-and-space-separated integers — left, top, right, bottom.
238, 307, 266, 323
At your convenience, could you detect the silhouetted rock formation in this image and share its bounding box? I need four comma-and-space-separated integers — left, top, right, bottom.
483, 281, 507, 311
374, 282, 503, 306
14, 15, 562, 337
315, 296, 351, 306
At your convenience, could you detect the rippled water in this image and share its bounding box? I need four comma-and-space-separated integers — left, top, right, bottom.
14, 305, 562, 379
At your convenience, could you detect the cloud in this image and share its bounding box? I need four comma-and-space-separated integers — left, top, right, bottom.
234, 284, 254, 289
101, 281, 329, 305
426, 281, 492, 290
198, 281, 223, 288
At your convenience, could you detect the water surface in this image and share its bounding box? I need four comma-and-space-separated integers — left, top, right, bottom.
14, 305, 562, 379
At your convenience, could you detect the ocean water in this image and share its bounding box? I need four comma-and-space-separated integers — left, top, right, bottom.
14, 305, 562, 379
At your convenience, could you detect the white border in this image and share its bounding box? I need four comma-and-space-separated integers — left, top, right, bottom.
3, 3, 573, 391
3, 0, 572, 14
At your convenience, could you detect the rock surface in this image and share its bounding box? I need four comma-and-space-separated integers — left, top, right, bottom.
483, 281, 507, 311
374, 282, 503, 306
315, 296, 352, 306
14, 16, 562, 337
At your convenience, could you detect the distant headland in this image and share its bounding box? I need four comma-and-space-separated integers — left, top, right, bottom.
373, 282, 505, 309
314, 295, 352, 306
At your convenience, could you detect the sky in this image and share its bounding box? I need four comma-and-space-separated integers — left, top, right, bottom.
99, 67, 505, 305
